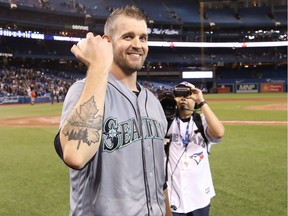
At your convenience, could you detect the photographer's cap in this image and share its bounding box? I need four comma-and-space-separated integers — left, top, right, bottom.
174, 81, 195, 98
177, 81, 195, 89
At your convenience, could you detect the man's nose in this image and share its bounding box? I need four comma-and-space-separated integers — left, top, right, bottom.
131, 38, 141, 48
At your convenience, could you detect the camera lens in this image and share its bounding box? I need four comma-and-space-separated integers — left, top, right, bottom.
160, 95, 177, 119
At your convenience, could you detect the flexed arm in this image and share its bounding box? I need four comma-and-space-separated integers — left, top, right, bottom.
60, 33, 113, 169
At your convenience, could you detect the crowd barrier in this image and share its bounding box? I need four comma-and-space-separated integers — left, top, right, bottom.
0, 96, 64, 105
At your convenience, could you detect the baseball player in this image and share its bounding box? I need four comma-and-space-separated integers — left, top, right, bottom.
165, 82, 225, 216
54, 6, 172, 216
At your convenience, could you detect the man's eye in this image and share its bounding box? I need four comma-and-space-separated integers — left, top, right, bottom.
124, 36, 132, 40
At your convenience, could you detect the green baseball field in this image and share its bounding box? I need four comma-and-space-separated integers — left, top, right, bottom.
0, 93, 287, 216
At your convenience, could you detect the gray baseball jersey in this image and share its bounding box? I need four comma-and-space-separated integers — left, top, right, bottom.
57, 73, 168, 216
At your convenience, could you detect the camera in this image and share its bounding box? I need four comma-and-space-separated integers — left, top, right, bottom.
158, 92, 177, 119
158, 86, 193, 119
173, 86, 192, 98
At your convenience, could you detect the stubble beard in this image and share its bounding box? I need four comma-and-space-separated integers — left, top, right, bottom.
114, 53, 145, 75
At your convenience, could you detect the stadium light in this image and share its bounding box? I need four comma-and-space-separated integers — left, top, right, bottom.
182, 71, 213, 79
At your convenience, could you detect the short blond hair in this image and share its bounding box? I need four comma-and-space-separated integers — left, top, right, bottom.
104, 5, 148, 37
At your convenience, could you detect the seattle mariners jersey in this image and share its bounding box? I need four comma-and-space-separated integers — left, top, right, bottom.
58, 73, 168, 216
166, 115, 221, 213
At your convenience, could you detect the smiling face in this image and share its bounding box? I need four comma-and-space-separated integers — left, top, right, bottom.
109, 16, 148, 75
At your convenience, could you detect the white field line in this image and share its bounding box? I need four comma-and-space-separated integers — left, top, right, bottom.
222, 120, 287, 125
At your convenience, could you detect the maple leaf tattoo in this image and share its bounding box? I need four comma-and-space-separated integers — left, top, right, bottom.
62, 97, 103, 149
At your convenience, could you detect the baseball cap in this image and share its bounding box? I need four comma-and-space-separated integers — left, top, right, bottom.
176, 81, 195, 89
173, 81, 195, 97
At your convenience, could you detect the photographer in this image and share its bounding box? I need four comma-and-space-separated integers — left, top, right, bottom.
161, 81, 224, 216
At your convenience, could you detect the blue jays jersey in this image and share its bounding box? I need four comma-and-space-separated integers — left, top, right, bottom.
59, 73, 168, 216
166, 116, 221, 213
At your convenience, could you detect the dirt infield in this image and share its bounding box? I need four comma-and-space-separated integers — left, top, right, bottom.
0, 115, 61, 128
246, 103, 286, 111
0, 103, 286, 127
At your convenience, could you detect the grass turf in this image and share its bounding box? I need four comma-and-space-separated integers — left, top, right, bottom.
210, 125, 287, 216
0, 93, 287, 216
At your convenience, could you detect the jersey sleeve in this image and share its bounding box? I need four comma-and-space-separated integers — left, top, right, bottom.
54, 131, 63, 159
53, 79, 85, 160
201, 113, 222, 145
59, 80, 85, 128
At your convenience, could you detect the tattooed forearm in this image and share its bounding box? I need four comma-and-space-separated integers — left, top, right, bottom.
62, 96, 103, 149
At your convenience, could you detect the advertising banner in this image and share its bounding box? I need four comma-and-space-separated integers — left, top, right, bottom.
236, 83, 258, 93
217, 86, 230, 93
0, 96, 20, 104
260, 83, 283, 93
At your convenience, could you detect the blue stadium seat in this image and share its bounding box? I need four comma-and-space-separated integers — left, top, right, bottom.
238, 7, 275, 27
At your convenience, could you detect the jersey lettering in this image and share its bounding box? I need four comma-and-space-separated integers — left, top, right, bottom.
142, 117, 163, 139
102, 116, 163, 152
171, 133, 206, 148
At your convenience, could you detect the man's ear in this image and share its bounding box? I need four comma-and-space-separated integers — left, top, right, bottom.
102, 35, 112, 42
